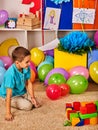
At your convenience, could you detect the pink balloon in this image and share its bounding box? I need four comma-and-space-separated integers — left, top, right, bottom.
94, 31, 98, 47
69, 66, 89, 79
0, 56, 12, 69
46, 84, 61, 100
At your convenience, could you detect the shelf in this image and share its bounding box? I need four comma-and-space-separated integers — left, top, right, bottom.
0, 0, 97, 51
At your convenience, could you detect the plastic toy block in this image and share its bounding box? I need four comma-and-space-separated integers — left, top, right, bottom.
66, 108, 73, 118
65, 103, 72, 108
54, 48, 87, 71
90, 117, 98, 125
66, 108, 72, 111
70, 113, 79, 122
66, 108, 72, 113
80, 106, 87, 114
72, 117, 80, 126
76, 119, 84, 126
86, 103, 96, 114
84, 118, 90, 125
67, 110, 76, 120
73, 102, 81, 111
81, 102, 88, 107
63, 120, 72, 126
95, 101, 98, 110
79, 112, 97, 119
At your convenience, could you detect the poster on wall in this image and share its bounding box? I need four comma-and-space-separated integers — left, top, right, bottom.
43, 0, 73, 29
44, 7, 61, 30
73, 0, 98, 29
72, 8, 95, 24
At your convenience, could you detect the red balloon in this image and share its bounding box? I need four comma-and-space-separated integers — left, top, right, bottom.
46, 84, 61, 100
59, 84, 70, 96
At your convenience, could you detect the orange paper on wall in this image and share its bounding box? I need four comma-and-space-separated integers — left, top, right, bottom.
73, 0, 98, 29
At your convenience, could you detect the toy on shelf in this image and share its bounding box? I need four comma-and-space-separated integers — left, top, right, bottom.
64, 101, 98, 126
5, 18, 17, 29
16, 11, 41, 30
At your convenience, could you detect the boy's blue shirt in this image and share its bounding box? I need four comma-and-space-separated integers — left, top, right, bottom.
0, 63, 30, 98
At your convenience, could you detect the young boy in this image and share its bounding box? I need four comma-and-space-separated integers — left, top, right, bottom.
0, 46, 41, 121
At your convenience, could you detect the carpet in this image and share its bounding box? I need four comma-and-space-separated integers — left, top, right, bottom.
0, 81, 98, 130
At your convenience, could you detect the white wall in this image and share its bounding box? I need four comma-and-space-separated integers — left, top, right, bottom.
0, 0, 35, 17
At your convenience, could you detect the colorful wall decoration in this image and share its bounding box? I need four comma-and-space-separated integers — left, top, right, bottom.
73, 0, 98, 30
43, 0, 73, 29
43, 0, 98, 30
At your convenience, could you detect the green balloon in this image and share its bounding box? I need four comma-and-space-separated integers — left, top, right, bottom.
38, 64, 53, 81
48, 73, 66, 85
67, 75, 88, 94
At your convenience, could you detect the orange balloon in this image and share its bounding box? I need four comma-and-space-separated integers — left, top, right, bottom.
30, 69, 36, 83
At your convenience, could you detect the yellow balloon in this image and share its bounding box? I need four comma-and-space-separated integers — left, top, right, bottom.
30, 48, 45, 66
89, 61, 98, 84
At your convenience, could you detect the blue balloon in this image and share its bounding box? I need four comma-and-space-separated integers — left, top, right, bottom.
0, 66, 6, 85
45, 55, 54, 64
88, 49, 98, 68
0, 60, 4, 67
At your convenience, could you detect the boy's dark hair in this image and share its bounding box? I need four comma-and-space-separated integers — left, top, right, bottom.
12, 46, 31, 62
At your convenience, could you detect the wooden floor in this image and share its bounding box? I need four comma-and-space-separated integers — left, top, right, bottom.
87, 81, 98, 91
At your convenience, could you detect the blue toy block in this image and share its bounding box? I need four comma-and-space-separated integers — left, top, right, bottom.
76, 119, 84, 126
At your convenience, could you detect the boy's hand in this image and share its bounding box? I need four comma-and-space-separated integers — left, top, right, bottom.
31, 97, 41, 108
5, 113, 14, 121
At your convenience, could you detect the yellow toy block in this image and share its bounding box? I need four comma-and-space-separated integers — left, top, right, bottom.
90, 117, 97, 125
54, 49, 87, 71
65, 108, 72, 116
81, 102, 89, 107
81, 101, 94, 107
72, 117, 80, 126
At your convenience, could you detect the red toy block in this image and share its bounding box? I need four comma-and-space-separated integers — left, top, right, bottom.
80, 106, 87, 114
67, 110, 76, 120
65, 103, 72, 109
84, 118, 90, 125
73, 102, 81, 111
86, 103, 96, 114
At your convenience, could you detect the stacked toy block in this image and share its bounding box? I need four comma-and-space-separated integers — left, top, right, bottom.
64, 101, 98, 126
17, 12, 40, 30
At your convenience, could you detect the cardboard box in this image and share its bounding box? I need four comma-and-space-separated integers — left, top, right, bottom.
54, 48, 87, 71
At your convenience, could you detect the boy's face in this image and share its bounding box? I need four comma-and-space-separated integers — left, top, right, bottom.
16, 55, 31, 70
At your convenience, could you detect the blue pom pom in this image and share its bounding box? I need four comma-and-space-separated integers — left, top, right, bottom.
50, 0, 71, 5
58, 31, 94, 55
